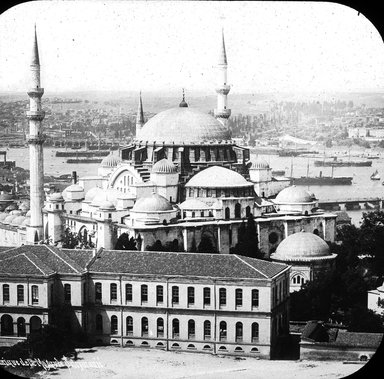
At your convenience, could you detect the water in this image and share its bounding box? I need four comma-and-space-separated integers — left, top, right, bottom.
5, 147, 383, 226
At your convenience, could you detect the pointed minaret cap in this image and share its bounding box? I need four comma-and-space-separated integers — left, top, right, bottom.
31, 24, 40, 66
219, 28, 227, 66
136, 91, 145, 124
179, 88, 188, 108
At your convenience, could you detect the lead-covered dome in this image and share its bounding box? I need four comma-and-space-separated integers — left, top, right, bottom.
137, 107, 231, 144
100, 153, 122, 168
274, 185, 314, 204
84, 187, 104, 202
251, 158, 270, 169
186, 166, 252, 188
132, 193, 173, 213
152, 159, 177, 174
271, 232, 335, 261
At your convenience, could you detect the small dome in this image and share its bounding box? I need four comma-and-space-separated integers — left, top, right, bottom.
99, 200, 116, 211
100, 153, 122, 168
3, 215, 17, 224
91, 188, 122, 207
186, 166, 252, 188
49, 192, 64, 202
179, 199, 210, 210
10, 216, 26, 226
10, 210, 22, 216
152, 159, 177, 174
251, 159, 270, 169
0, 192, 14, 201
271, 232, 334, 261
84, 187, 104, 202
132, 193, 173, 213
64, 184, 84, 193
274, 186, 314, 204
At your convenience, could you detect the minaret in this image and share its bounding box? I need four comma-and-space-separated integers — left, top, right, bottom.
26, 25, 45, 244
214, 29, 231, 128
135, 91, 145, 138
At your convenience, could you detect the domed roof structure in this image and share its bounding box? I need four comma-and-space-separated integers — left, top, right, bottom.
84, 187, 104, 202
179, 198, 210, 210
132, 193, 173, 213
49, 192, 64, 202
100, 153, 122, 168
64, 184, 84, 193
251, 159, 270, 169
10, 210, 22, 216
138, 107, 231, 144
10, 216, 26, 226
99, 200, 116, 211
3, 215, 17, 224
91, 188, 122, 207
152, 159, 177, 174
274, 186, 314, 204
270, 232, 335, 262
186, 166, 252, 188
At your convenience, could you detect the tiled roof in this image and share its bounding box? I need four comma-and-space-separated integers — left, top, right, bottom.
61, 249, 94, 269
0, 254, 51, 276
88, 250, 289, 280
0, 246, 11, 253
335, 331, 383, 348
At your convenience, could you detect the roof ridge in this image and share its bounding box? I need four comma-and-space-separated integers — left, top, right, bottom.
22, 253, 49, 275
45, 245, 81, 273
234, 255, 268, 279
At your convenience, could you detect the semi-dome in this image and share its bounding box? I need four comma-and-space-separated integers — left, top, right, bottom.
179, 198, 210, 210
2, 215, 17, 224
152, 158, 177, 174
251, 159, 270, 169
186, 166, 252, 188
91, 188, 122, 207
100, 153, 122, 168
137, 107, 231, 144
274, 186, 314, 204
99, 200, 116, 211
132, 193, 173, 213
271, 232, 335, 261
84, 187, 104, 202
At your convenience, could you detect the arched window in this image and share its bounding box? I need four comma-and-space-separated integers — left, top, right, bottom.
252, 289, 259, 308
187, 287, 195, 305
172, 318, 179, 338
64, 284, 71, 302
235, 203, 241, 218
157, 318, 164, 337
191, 211, 195, 218
156, 285, 164, 304
126, 284, 132, 302
203, 287, 211, 306
95, 282, 102, 303
219, 321, 227, 341
30, 316, 42, 334
30, 285, 39, 305
269, 232, 278, 244
126, 316, 133, 336
225, 207, 230, 220
235, 289, 243, 307
96, 314, 103, 332
141, 317, 148, 337
172, 286, 179, 304
2, 284, 9, 303
313, 228, 319, 236
141, 284, 148, 303
204, 320, 211, 340
110, 283, 117, 302
111, 315, 118, 335
236, 322, 243, 342
245, 206, 251, 217
251, 322, 259, 342
219, 288, 226, 307
17, 285, 24, 303
1, 315, 13, 336
188, 319, 195, 339
17, 317, 26, 337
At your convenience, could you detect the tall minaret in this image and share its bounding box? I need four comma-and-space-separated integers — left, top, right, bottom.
26, 25, 45, 244
214, 29, 231, 128
135, 91, 145, 138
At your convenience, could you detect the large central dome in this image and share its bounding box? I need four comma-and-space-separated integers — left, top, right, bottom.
137, 107, 231, 144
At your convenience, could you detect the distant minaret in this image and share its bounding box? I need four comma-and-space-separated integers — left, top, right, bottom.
214, 29, 231, 128
26, 25, 45, 244
135, 91, 145, 138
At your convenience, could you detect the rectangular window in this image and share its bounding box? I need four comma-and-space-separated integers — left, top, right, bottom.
203, 287, 211, 306
252, 289, 259, 308
110, 283, 117, 302
236, 289, 243, 307
187, 287, 194, 305
126, 284, 132, 302
156, 285, 163, 304
17, 285, 24, 303
219, 288, 226, 307
141, 284, 148, 303
64, 284, 71, 302
2, 284, 9, 303
31, 285, 39, 305
172, 286, 179, 304
95, 282, 102, 303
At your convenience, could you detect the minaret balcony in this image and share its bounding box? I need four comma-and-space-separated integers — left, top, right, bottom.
27, 134, 46, 145
26, 110, 45, 121
215, 85, 231, 95
27, 87, 44, 97
214, 109, 231, 119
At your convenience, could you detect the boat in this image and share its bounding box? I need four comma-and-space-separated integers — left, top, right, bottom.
314, 158, 372, 167
370, 170, 380, 180
272, 170, 286, 176
292, 176, 352, 185
66, 158, 103, 164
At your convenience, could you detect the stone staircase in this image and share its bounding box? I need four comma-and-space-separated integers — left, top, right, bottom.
133, 164, 151, 182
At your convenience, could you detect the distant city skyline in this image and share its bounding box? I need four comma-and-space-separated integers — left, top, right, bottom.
0, 1, 383, 95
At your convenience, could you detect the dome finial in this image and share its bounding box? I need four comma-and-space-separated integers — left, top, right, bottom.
179, 88, 188, 107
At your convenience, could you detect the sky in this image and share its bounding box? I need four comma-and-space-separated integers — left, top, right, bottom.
0, 1, 383, 95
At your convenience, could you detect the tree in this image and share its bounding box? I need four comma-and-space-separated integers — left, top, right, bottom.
232, 215, 262, 258
114, 233, 137, 250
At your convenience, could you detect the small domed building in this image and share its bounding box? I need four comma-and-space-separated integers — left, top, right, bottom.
270, 231, 337, 292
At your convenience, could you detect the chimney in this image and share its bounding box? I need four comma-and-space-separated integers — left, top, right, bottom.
72, 171, 77, 184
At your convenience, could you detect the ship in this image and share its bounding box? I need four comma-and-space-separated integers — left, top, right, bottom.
370, 170, 380, 180
66, 158, 103, 164
292, 175, 353, 185
314, 158, 372, 167
56, 150, 110, 157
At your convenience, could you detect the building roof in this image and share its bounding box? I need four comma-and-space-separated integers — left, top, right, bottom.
250, 158, 270, 169
60, 248, 94, 269
152, 158, 177, 174
100, 153, 122, 168
137, 107, 231, 144
88, 250, 289, 279
335, 330, 383, 348
274, 185, 315, 204
179, 198, 210, 210
84, 186, 104, 202
132, 193, 173, 213
186, 166, 252, 188
91, 188, 122, 207
49, 192, 65, 202
270, 232, 336, 262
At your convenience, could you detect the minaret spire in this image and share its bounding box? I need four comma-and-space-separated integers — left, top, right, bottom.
214, 28, 231, 129
179, 88, 188, 108
26, 25, 46, 244
135, 91, 145, 138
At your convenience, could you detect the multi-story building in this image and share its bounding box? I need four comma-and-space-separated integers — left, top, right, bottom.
0, 245, 290, 358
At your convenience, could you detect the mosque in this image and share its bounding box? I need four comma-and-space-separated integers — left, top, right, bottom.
0, 28, 337, 263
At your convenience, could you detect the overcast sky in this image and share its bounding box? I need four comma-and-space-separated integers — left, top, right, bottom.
0, 1, 383, 95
